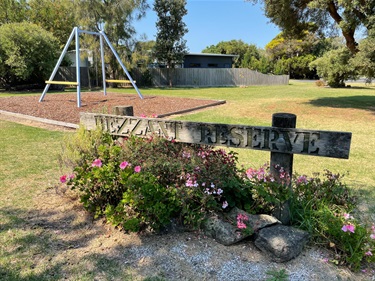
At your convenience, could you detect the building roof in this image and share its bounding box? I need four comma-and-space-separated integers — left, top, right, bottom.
185, 53, 239, 58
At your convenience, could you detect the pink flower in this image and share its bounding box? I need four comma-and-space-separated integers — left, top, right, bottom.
151, 114, 158, 118
69, 174, 75, 179
140, 114, 147, 118
237, 221, 247, 229
237, 213, 249, 229
365, 251, 372, 256
120, 161, 129, 170
343, 213, 353, 220
60, 175, 67, 183
296, 175, 308, 185
222, 201, 228, 209
370, 234, 375, 240
342, 224, 355, 233
92, 159, 102, 167
134, 166, 141, 173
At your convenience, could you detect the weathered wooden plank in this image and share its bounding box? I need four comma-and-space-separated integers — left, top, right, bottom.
80, 113, 351, 159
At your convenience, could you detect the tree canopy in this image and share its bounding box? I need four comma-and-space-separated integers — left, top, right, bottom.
153, 0, 188, 68
202, 40, 260, 68
0, 22, 59, 88
247, 0, 374, 54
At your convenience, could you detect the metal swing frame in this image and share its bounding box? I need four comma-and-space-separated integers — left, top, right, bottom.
39, 27, 143, 107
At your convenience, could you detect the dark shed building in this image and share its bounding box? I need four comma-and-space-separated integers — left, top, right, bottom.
183, 53, 238, 68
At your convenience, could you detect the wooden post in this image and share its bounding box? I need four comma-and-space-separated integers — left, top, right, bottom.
270, 113, 297, 225
114, 106, 134, 116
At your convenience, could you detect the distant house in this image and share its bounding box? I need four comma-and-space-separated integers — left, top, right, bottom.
183, 53, 238, 68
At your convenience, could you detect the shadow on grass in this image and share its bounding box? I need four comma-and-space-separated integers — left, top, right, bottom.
308, 95, 375, 113
0, 206, 136, 280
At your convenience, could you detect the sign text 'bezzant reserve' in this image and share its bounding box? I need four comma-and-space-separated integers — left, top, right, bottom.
86, 114, 351, 159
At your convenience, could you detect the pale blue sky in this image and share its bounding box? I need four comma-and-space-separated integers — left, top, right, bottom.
133, 0, 281, 53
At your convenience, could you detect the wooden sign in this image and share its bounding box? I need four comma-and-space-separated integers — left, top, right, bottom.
81, 113, 351, 159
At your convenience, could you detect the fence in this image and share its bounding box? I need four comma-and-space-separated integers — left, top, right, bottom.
133, 68, 289, 87
56, 67, 91, 87
58, 67, 289, 88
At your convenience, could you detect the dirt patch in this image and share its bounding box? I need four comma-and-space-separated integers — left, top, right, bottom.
0, 92, 225, 124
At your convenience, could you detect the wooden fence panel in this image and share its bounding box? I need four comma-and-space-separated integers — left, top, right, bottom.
146, 68, 288, 87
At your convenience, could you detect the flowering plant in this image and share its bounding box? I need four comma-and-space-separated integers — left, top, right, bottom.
59, 129, 253, 231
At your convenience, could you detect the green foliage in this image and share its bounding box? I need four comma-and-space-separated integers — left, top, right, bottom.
289, 171, 375, 271
60, 131, 252, 231
27, 0, 77, 46
203, 40, 260, 68
153, 0, 188, 69
350, 35, 375, 81
244, 164, 375, 271
265, 32, 321, 79
75, 0, 149, 80
247, 0, 373, 54
0, 0, 28, 25
265, 268, 288, 281
310, 47, 357, 87
0, 22, 59, 89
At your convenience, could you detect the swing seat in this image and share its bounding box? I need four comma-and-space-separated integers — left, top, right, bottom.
105, 79, 136, 84
46, 81, 79, 86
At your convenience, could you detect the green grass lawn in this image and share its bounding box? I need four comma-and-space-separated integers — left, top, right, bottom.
1, 81, 374, 279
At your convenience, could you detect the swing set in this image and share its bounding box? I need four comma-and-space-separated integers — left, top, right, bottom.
39, 27, 143, 107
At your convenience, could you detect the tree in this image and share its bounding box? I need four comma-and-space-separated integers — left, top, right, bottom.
310, 47, 357, 87
153, 0, 188, 68
0, 0, 28, 25
202, 40, 259, 68
265, 32, 322, 78
27, 0, 77, 46
75, 0, 149, 80
0, 22, 59, 89
350, 34, 375, 81
246, 0, 374, 54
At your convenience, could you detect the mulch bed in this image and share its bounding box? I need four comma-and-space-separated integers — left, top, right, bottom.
0, 92, 225, 124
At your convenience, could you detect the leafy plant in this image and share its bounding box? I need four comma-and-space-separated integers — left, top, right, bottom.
265, 268, 288, 281
60, 131, 253, 231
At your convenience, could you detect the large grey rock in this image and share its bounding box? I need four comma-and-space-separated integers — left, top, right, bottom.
227, 207, 281, 232
202, 208, 280, 246
254, 224, 310, 262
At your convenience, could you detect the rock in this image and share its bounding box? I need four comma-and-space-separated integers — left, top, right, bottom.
254, 224, 310, 262
202, 208, 280, 246
227, 207, 281, 231
202, 214, 243, 246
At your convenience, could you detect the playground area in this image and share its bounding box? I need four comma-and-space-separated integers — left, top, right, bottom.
0, 92, 224, 124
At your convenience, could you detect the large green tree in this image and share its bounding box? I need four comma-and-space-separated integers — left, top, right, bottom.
247, 0, 374, 54
265, 32, 329, 78
153, 0, 188, 68
27, 0, 77, 46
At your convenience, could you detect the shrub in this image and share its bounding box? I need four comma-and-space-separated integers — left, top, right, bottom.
60, 129, 253, 231
0, 22, 59, 89
244, 164, 375, 270
309, 47, 357, 88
